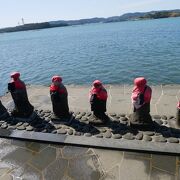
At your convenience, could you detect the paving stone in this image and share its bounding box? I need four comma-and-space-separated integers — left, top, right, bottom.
0, 174, 13, 180
43, 157, 68, 180
27, 142, 48, 152
143, 135, 152, 141
2, 148, 34, 168
17, 125, 26, 130
112, 134, 122, 139
143, 131, 155, 136
26, 126, 34, 131
150, 167, 175, 180
104, 131, 112, 138
154, 136, 167, 143
167, 137, 179, 143
152, 155, 176, 174
120, 153, 150, 180
57, 129, 67, 134
135, 132, 143, 140
62, 146, 88, 159
68, 155, 103, 180
67, 129, 73, 135
29, 147, 57, 170
122, 133, 134, 140
10, 164, 42, 180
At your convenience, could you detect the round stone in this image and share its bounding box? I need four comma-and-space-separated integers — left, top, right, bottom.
104, 131, 112, 138
112, 118, 120, 123
120, 117, 128, 121
81, 117, 88, 121
154, 119, 163, 125
0, 120, 5, 125
95, 134, 103, 138
154, 136, 167, 143
109, 113, 116, 117
112, 134, 122, 139
123, 133, 134, 140
143, 135, 152, 141
16, 122, 23, 127
1, 123, 8, 129
99, 128, 107, 133
135, 132, 143, 140
17, 125, 26, 130
76, 115, 82, 119
80, 112, 86, 116
74, 131, 83, 136
167, 137, 179, 143
84, 133, 92, 137
57, 129, 67, 134
23, 123, 29, 127
168, 116, 175, 120
153, 115, 161, 119
26, 126, 34, 131
7, 125, 16, 130
143, 131, 155, 136
52, 130, 57, 134
86, 112, 92, 117
119, 114, 126, 117
161, 115, 167, 120
67, 129, 73, 135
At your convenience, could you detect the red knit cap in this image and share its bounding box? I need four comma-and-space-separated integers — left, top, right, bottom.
11, 72, 20, 80
52, 75, 62, 83
93, 80, 102, 86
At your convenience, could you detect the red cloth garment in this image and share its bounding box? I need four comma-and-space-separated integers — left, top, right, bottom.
177, 101, 180, 109
89, 80, 107, 101
50, 84, 66, 95
52, 76, 62, 83
131, 77, 152, 104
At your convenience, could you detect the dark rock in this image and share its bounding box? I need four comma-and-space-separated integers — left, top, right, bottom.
17, 125, 26, 130
26, 125, 34, 131
135, 132, 143, 140
120, 117, 128, 121
84, 133, 92, 137
67, 129, 73, 135
167, 137, 179, 143
154, 136, 167, 143
123, 133, 134, 140
143, 135, 152, 141
57, 129, 67, 134
161, 115, 167, 120
153, 115, 161, 119
143, 131, 155, 136
95, 134, 103, 138
112, 134, 122, 139
104, 131, 112, 138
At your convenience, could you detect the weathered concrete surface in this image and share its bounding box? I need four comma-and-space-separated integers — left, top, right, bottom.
0, 138, 180, 180
1, 84, 180, 115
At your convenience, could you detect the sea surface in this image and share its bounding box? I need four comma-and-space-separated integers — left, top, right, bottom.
0, 17, 180, 95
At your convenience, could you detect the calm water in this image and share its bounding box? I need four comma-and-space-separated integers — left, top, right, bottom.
0, 17, 180, 95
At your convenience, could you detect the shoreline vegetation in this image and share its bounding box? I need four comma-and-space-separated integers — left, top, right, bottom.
0, 9, 180, 34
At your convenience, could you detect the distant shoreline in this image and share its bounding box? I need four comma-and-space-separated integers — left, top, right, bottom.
0, 9, 180, 34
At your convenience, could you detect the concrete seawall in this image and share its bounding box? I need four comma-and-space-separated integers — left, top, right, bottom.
1, 84, 180, 116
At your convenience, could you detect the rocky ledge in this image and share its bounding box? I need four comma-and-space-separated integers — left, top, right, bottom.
0, 110, 180, 145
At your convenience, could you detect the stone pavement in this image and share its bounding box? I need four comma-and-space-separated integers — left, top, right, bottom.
0, 138, 180, 180
1, 84, 180, 116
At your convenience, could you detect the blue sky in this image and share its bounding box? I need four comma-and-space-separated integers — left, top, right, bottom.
0, 0, 180, 28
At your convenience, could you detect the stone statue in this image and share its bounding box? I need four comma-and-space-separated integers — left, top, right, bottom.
50, 76, 70, 120
8, 72, 34, 118
130, 77, 152, 126
0, 100, 9, 119
89, 80, 108, 122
